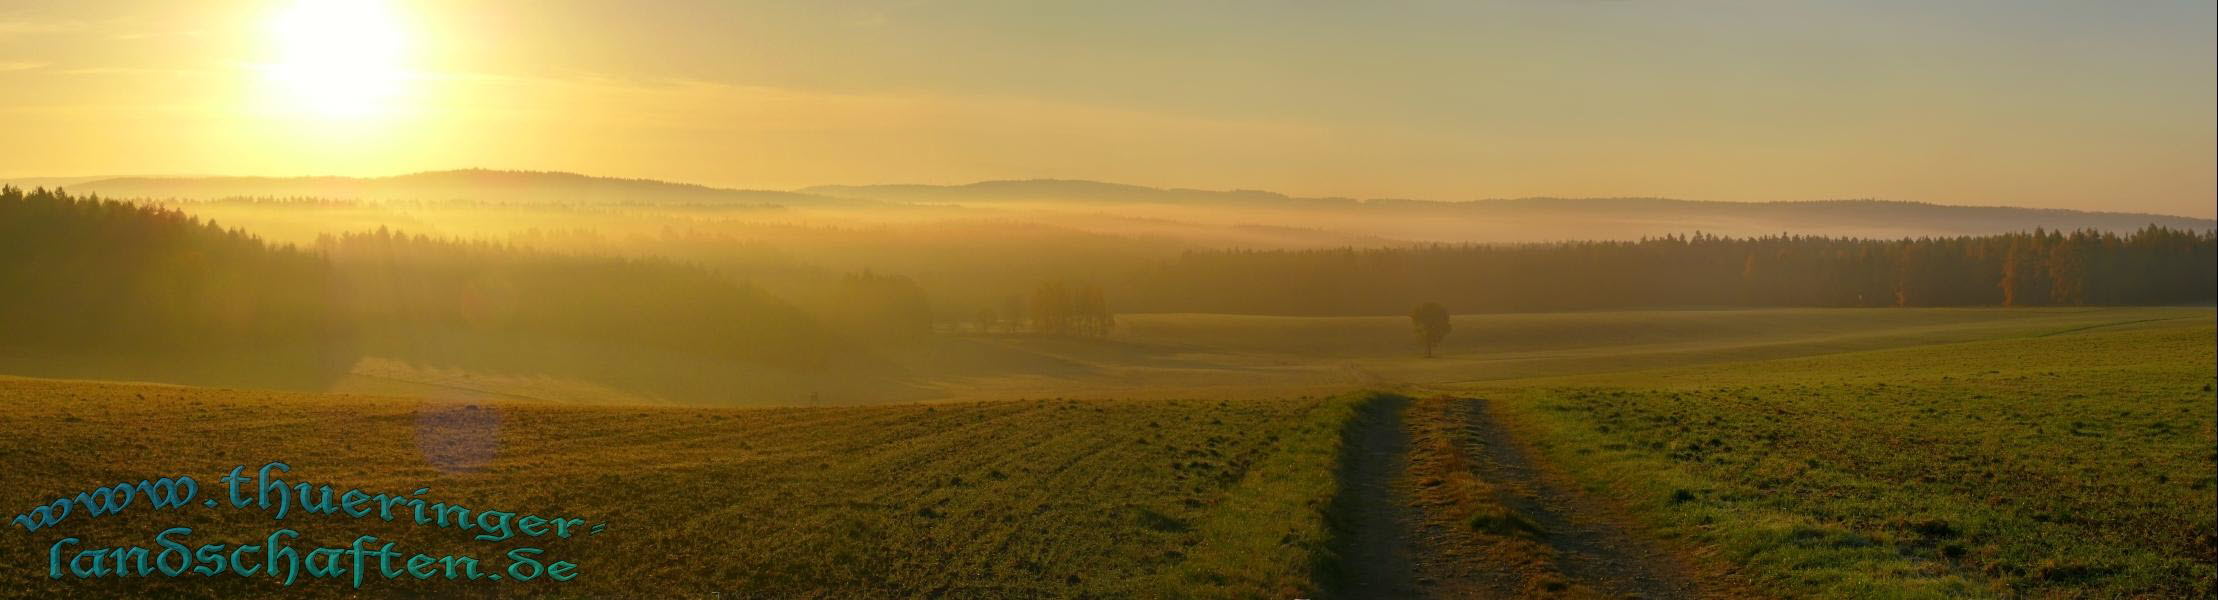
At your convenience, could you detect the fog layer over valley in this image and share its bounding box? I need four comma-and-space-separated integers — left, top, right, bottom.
3, 173, 2210, 406
24, 170, 2213, 244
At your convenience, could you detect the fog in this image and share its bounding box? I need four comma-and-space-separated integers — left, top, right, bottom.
3, 174, 2210, 406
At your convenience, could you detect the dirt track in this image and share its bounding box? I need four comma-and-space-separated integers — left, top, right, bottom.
1329, 393, 1421, 597
1331, 394, 1718, 599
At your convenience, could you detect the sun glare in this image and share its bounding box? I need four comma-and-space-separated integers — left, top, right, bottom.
259, 0, 414, 122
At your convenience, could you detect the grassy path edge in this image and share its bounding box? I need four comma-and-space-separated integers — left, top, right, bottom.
1136, 391, 1381, 598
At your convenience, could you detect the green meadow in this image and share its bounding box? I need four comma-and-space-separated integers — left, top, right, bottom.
1455, 316, 2216, 597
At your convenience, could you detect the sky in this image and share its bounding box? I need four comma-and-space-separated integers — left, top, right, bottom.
0, 0, 2211, 217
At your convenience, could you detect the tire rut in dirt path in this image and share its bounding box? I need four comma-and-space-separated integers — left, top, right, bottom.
1453, 396, 1704, 599
1331, 393, 1723, 599
1326, 393, 1421, 598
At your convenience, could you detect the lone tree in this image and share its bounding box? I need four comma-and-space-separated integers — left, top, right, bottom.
1409, 302, 1451, 358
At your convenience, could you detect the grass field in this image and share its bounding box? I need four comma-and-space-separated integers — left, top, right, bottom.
292, 306, 2211, 406
0, 378, 1369, 598
1455, 319, 2217, 597
2, 306, 2210, 597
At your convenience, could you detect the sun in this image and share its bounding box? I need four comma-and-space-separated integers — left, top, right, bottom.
258, 0, 415, 121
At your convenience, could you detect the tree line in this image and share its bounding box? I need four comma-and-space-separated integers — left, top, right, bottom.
1122, 228, 2216, 315
316, 227, 843, 369
0, 187, 850, 388
5, 185, 2205, 382
969, 282, 1116, 337
0, 186, 344, 357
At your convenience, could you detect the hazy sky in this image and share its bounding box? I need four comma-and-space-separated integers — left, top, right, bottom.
0, 1, 2211, 216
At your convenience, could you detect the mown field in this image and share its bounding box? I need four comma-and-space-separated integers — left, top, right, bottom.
1464, 318, 2217, 597
0, 378, 1367, 598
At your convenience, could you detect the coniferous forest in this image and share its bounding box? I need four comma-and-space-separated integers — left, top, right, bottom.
0, 187, 343, 357
0, 187, 850, 388
7, 186, 2212, 354
1123, 230, 2216, 315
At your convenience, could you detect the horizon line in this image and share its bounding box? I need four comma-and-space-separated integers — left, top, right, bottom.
5, 167, 2212, 221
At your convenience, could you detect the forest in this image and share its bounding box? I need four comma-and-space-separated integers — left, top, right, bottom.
0, 187, 857, 387
314, 227, 843, 370
1117, 229, 2217, 315
0, 187, 343, 362
3, 186, 2212, 371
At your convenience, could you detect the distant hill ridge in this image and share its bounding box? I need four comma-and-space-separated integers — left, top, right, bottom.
8, 170, 2207, 237
31, 169, 825, 206
809, 178, 2209, 217
805, 178, 2215, 235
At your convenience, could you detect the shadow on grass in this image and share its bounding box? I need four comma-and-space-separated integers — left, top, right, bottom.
1315, 391, 1417, 599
